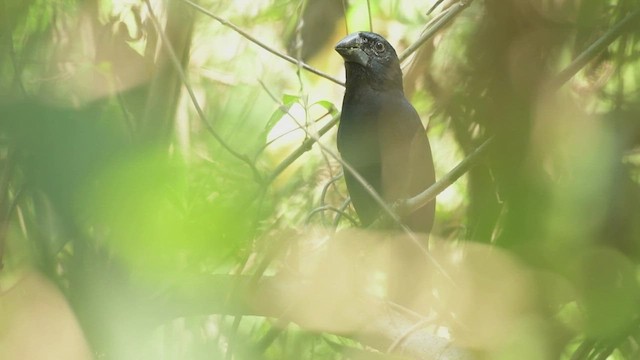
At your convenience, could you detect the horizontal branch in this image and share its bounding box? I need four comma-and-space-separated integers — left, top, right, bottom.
202, 231, 524, 360
160, 229, 533, 359
167, 274, 475, 360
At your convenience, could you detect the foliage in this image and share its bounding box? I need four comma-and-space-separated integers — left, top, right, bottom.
1, 0, 640, 359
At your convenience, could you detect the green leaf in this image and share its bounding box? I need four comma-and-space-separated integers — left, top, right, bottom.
313, 100, 338, 115
263, 94, 300, 134
282, 93, 300, 105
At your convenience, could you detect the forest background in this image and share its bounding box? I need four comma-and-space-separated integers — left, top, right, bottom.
1, 0, 640, 359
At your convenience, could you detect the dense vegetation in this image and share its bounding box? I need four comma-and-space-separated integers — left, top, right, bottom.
1, 0, 640, 359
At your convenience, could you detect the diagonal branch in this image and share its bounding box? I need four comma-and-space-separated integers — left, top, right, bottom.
427, 0, 447, 16
266, 113, 340, 184
180, 0, 345, 86
399, 0, 474, 63
549, 7, 640, 90
400, 137, 494, 217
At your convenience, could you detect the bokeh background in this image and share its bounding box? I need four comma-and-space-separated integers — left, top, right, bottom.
1, 0, 640, 359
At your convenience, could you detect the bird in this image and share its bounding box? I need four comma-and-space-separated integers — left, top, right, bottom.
335, 31, 436, 233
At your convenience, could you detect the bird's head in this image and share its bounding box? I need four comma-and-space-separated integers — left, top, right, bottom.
335, 32, 403, 91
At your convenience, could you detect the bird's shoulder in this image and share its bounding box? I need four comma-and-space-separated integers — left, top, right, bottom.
376, 92, 424, 138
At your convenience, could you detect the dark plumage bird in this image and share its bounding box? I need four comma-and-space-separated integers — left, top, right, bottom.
335, 32, 436, 233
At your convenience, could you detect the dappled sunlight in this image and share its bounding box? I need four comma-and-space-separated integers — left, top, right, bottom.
1, 0, 640, 359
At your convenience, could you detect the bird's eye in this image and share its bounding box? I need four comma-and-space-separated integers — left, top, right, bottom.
374, 41, 385, 53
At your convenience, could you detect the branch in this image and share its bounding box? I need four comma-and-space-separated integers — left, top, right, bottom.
427, 0, 447, 16
399, 0, 474, 63
266, 113, 340, 184
180, 0, 345, 86
158, 228, 530, 359
167, 273, 474, 360
305, 205, 358, 227
549, 7, 640, 90
400, 137, 494, 216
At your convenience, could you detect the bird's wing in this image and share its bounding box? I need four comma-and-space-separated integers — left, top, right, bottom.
378, 97, 436, 232
337, 99, 383, 226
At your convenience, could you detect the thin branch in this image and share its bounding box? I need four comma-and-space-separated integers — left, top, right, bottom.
266, 113, 340, 184
367, 0, 373, 32
254, 318, 289, 354
320, 172, 345, 208
341, 0, 349, 34
332, 198, 353, 228
549, 7, 640, 90
387, 315, 435, 353
143, 0, 262, 181
401, 137, 494, 216
319, 172, 347, 225
399, 0, 474, 63
180, 0, 344, 86
427, 0, 447, 16
570, 339, 595, 360
255, 109, 333, 161
305, 205, 359, 226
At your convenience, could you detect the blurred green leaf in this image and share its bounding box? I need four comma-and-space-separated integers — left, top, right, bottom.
78, 149, 262, 279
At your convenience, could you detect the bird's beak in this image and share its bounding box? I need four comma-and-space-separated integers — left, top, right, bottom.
335, 33, 369, 66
